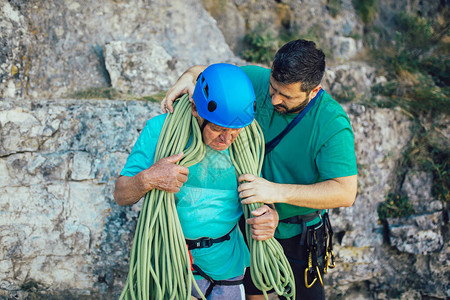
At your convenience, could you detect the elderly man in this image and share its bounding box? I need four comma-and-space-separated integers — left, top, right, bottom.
114, 63, 278, 299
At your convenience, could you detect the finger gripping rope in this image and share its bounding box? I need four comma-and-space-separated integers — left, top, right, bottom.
120, 94, 295, 300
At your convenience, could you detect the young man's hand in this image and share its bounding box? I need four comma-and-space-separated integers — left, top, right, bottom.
238, 174, 282, 205
161, 65, 207, 113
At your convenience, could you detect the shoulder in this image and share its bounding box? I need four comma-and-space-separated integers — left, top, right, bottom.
240, 65, 271, 82
316, 91, 351, 122
143, 113, 167, 133
313, 91, 354, 140
145, 113, 167, 127
240, 65, 271, 108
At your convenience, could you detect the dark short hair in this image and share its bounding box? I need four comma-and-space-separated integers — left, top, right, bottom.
271, 39, 325, 93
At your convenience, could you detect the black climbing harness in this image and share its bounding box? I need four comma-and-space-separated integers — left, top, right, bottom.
186, 225, 243, 298
280, 210, 336, 288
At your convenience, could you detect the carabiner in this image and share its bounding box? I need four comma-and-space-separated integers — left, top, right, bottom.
304, 266, 324, 288
324, 253, 329, 274
328, 249, 336, 269
304, 268, 317, 288
316, 265, 324, 287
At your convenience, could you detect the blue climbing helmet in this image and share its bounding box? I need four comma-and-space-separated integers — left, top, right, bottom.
193, 63, 256, 128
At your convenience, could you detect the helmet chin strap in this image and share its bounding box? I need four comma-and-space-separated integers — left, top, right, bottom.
199, 118, 209, 133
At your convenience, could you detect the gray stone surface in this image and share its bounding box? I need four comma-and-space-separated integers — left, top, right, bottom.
104, 40, 187, 96
0, 98, 156, 299
0, 0, 239, 99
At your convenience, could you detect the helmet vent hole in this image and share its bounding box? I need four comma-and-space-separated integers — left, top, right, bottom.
203, 84, 209, 98
208, 101, 217, 112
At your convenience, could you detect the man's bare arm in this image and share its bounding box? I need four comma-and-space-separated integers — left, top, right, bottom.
114, 153, 189, 206
238, 174, 357, 209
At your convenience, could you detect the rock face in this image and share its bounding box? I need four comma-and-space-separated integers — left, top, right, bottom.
0, 0, 448, 299
2, 0, 443, 100
104, 40, 184, 96
0, 0, 239, 99
0, 98, 157, 299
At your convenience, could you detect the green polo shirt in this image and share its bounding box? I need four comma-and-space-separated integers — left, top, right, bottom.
241, 65, 358, 239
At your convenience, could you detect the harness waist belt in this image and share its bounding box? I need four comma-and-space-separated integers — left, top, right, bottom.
186, 225, 236, 250
279, 210, 324, 224
192, 264, 243, 298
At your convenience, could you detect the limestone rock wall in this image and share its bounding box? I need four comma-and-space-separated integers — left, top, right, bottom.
3, 0, 444, 101
0, 0, 239, 99
0, 98, 159, 299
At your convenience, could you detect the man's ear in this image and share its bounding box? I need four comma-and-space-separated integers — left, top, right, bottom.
309, 84, 322, 99
191, 102, 199, 118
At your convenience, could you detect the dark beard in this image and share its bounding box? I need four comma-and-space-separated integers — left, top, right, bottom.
274, 98, 309, 114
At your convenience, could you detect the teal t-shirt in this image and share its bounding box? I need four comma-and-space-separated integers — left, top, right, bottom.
241, 65, 358, 239
120, 114, 250, 280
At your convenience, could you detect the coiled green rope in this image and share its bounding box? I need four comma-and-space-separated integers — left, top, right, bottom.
229, 119, 295, 300
120, 95, 206, 300
120, 94, 295, 300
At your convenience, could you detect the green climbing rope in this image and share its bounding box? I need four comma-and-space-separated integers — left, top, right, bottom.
119, 95, 206, 300
119, 94, 295, 300
230, 120, 296, 300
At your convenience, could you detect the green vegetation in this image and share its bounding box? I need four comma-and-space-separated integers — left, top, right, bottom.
335, 86, 356, 103
66, 87, 166, 103
353, 0, 377, 24
327, 0, 342, 18
138, 91, 167, 103
371, 12, 450, 221
66, 87, 122, 100
241, 26, 280, 66
378, 193, 415, 222
371, 13, 449, 115
401, 121, 449, 204
21, 279, 42, 292
241, 24, 323, 66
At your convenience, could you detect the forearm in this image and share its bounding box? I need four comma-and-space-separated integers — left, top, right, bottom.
162, 65, 208, 112
278, 175, 357, 209
179, 65, 207, 84
113, 173, 153, 206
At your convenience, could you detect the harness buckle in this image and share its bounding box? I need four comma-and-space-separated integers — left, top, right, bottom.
195, 238, 214, 249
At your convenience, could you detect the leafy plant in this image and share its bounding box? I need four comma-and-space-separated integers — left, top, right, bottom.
371, 75, 450, 116
371, 12, 450, 222
241, 26, 280, 66
370, 13, 450, 116
405, 125, 450, 204
327, 0, 342, 18
378, 193, 415, 222
241, 23, 326, 66
352, 0, 377, 24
